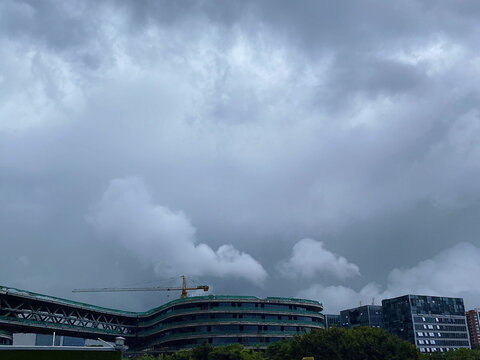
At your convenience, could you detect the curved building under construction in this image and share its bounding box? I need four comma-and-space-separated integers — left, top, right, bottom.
0, 286, 324, 352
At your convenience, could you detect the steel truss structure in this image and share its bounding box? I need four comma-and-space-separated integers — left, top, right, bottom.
0, 286, 137, 343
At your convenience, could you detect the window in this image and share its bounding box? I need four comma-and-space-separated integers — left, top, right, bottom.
431, 340, 436, 345
420, 348, 426, 353
422, 317, 426, 321
417, 332, 423, 336
429, 332, 434, 337
423, 325, 427, 329
428, 325, 433, 329
418, 340, 425, 344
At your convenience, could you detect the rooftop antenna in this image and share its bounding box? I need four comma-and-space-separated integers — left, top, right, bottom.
372, 297, 375, 305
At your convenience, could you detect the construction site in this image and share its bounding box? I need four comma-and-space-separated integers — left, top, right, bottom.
0, 276, 324, 355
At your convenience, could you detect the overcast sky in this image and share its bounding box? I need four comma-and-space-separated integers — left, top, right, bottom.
2, 0, 480, 313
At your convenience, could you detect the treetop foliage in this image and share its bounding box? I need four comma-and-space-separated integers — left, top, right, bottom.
129, 327, 480, 360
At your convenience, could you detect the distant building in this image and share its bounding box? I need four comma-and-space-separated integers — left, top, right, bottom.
35, 334, 61, 346
340, 305, 383, 328
63, 336, 86, 346
12, 333, 36, 345
466, 309, 480, 347
35, 334, 85, 346
382, 295, 470, 353
325, 314, 341, 329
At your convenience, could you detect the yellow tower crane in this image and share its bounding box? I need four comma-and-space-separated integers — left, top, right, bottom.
72, 275, 209, 298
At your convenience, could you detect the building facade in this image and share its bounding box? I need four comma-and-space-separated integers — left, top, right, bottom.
466, 309, 480, 347
135, 296, 324, 352
35, 334, 85, 346
382, 295, 470, 353
0, 286, 324, 353
325, 314, 340, 329
340, 305, 383, 329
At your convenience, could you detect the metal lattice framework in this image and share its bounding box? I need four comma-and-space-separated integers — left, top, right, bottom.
0, 288, 137, 342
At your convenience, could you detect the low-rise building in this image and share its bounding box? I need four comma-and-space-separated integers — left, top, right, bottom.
325, 314, 340, 329
340, 305, 383, 329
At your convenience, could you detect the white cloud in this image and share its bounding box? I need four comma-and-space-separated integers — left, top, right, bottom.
87, 177, 268, 285
278, 238, 360, 280
299, 242, 480, 313
298, 282, 383, 313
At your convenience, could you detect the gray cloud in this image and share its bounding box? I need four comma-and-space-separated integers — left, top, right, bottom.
88, 177, 267, 284
1, 0, 480, 311
299, 243, 480, 313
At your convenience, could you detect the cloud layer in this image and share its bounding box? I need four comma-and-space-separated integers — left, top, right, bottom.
1, 0, 480, 310
88, 177, 267, 285
299, 242, 480, 313
278, 238, 360, 280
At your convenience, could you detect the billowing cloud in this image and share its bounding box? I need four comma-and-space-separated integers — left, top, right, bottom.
278, 238, 360, 280
1, 0, 480, 308
299, 243, 480, 313
87, 177, 268, 285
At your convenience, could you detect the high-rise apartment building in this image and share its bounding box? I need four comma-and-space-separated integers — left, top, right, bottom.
382, 295, 470, 353
340, 305, 383, 329
466, 309, 480, 347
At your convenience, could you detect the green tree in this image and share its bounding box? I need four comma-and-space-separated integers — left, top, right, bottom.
168, 349, 194, 360
193, 342, 212, 360
264, 327, 419, 360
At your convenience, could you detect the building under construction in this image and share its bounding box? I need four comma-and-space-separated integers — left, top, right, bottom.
0, 285, 324, 353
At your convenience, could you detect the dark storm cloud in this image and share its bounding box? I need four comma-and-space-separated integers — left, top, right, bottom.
1, 0, 480, 312
1, 1, 96, 50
